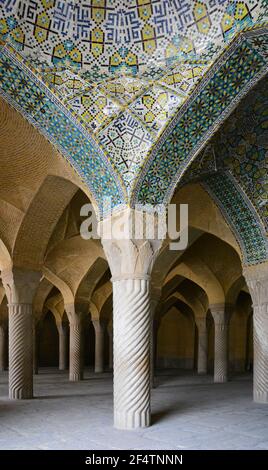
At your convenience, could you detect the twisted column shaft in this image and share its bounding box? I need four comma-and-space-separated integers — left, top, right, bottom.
99, 208, 165, 429
0, 325, 6, 371
210, 305, 231, 383
9, 304, 33, 399
58, 324, 68, 371
69, 320, 83, 381
214, 322, 228, 383
196, 318, 207, 375
253, 304, 268, 402
2, 268, 40, 399
92, 320, 104, 373
244, 264, 268, 403
113, 278, 151, 429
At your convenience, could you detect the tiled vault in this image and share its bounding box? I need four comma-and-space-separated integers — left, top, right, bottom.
0, 0, 267, 263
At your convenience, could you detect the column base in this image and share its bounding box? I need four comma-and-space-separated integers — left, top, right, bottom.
95, 367, 104, 373
198, 370, 207, 375
214, 374, 227, 383
114, 410, 150, 430
69, 372, 83, 381
254, 390, 268, 403
9, 388, 33, 400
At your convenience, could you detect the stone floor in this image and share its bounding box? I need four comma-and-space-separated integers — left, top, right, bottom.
0, 368, 268, 450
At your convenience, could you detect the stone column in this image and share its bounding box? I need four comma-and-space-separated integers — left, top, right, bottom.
2, 268, 41, 399
92, 319, 104, 373
66, 305, 83, 381
57, 321, 68, 371
107, 322, 113, 370
150, 288, 161, 389
210, 304, 232, 383
244, 263, 268, 403
196, 316, 207, 374
0, 323, 7, 371
99, 208, 164, 429
33, 322, 40, 375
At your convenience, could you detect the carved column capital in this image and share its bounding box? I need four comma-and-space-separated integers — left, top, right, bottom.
98, 208, 165, 281
209, 303, 234, 327
65, 303, 83, 326
243, 262, 268, 307
92, 318, 103, 331
1, 268, 41, 304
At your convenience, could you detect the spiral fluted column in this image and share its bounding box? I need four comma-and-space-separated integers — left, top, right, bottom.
92, 319, 104, 373
210, 304, 232, 383
99, 208, 165, 430
0, 324, 7, 371
69, 317, 83, 381
9, 304, 34, 399
196, 317, 207, 375
244, 263, 268, 403
2, 268, 41, 400
150, 290, 161, 389
113, 278, 151, 429
57, 322, 68, 371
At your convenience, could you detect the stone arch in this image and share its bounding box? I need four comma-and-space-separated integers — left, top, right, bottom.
165, 258, 225, 305
226, 276, 247, 305
33, 277, 55, 322
157, 299, 196, 371
12, 175, 80, 269
0, 238, 12, 271
75, 257, 109, 316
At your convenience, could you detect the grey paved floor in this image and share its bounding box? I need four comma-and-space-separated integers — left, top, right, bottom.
0, 369, 268, 450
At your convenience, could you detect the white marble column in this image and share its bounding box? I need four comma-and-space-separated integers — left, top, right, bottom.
57, 321, 68, 371
2, 268, 41, 399
92, 319, 104, 373
244, 263, 268, 403
210, 304, 232, 383
0, 323, 7, 371
196, 316, 207, 374
99, 208, 164, 429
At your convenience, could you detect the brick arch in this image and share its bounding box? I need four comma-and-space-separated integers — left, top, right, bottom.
0, 49, 127, 215
12, 175, 79, 269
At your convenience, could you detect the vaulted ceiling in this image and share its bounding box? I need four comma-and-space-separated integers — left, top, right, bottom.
0, 1, 267, 217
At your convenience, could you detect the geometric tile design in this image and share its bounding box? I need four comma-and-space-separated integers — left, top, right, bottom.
181, 75, 268, 236
213, 76, 268, 231
0, 46, 126, 216
130, 86, 183, 136
0, 1, 266, 184
202, 172, 268, 265
99, 112, 153, 191
68, 87, 121, 134
0, 1, 267, 210
134, 30, 268, 206
0, 1, 267, 265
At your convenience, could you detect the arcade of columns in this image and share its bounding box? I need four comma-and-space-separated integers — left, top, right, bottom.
0, 202, 267, 429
